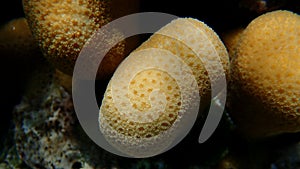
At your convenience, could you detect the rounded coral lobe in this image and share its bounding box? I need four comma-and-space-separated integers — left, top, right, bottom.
230, 10, 300, 138
99, 18, 229, 157
22, 0, 129, 78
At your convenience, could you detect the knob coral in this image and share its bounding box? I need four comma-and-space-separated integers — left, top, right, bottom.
99, 18, 229, 157
22, 0, 138, 79
229, 10, 300, 138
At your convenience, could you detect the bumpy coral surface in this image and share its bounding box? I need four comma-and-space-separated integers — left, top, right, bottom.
229, 10, 300, 138
22, 0, 136, 79
99, 18, 229, 157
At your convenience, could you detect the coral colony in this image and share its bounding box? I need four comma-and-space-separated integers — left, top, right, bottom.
0, 0, 299, 168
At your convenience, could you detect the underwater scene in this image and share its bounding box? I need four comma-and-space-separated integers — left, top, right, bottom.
1, 0, 300, 169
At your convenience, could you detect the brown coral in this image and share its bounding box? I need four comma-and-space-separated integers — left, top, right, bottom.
229, 10, 300, 138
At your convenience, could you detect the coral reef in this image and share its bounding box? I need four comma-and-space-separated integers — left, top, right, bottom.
229, 10, 300, 138
1, 0, 300, 169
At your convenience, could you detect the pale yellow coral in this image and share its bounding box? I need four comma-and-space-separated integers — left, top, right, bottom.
229, 10, 300, 138
99, 18, 229, 157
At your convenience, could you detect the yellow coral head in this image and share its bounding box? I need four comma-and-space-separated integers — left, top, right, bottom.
72, 13, 229, 158
230, 10, 300, 138
100, 47, 200, 157
22, 0, 138, 79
